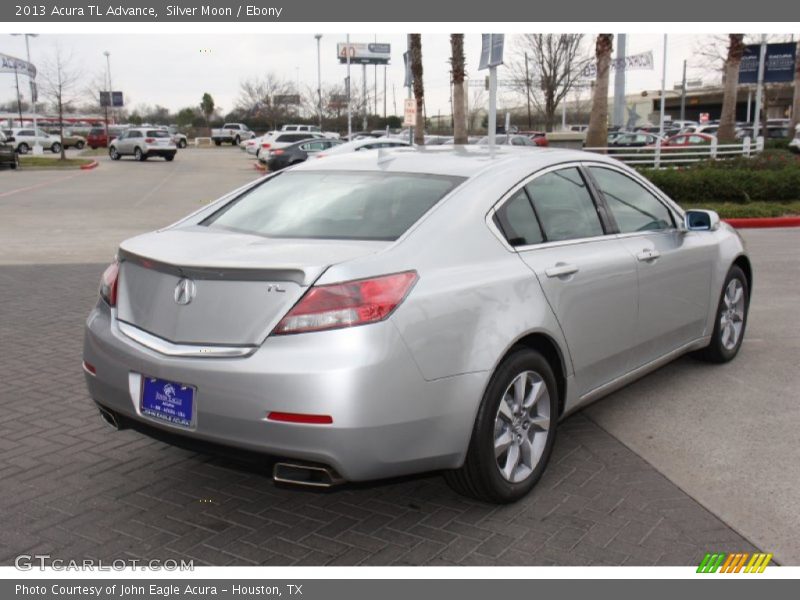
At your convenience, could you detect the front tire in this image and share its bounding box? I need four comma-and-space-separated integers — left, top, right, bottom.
109, 147, 120, 160
178, 139, 187, 149
694, 265, 749, 363
51, 142, 62, 154
17, 143, 29, 155
445, 348, 558, 503
234, 135, 240, 145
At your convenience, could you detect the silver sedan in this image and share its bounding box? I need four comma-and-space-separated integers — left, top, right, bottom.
83, 146, 751, 502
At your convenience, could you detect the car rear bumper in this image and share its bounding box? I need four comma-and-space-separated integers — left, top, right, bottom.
144, 147, 177, 156
83, 302, 484, 481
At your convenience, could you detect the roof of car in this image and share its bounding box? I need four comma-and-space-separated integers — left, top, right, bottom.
291, 145, 619, 178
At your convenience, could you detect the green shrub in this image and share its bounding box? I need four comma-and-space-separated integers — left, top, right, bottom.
638, 152, 800, 203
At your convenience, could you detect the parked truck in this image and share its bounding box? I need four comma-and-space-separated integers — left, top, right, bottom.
211, 123, 255, 146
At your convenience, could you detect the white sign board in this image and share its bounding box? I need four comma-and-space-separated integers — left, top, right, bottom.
403, 98, 416, 126
337, 42, 391, 65
478, 34, 505, 70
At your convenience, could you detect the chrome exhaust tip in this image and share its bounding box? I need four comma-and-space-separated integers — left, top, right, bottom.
273, 461, 345, 489
97, 405, 122, 430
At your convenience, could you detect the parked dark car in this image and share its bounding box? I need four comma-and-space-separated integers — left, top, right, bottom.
264, 138, 343, 171
0, 131, 19, 170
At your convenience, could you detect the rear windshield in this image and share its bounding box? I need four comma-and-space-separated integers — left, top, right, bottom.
147, 130, 170, 138
202, 171, 464, 241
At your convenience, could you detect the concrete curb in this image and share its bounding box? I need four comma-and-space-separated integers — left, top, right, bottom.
724, 217, 800, 229
79, 160, 99, 170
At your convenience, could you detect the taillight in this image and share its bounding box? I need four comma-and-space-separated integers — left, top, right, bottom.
145, 137, 155, 143
261, 143, 271, 148
273, 271, 418, 335
99, 259, 119, 306
270, 149, 284, 155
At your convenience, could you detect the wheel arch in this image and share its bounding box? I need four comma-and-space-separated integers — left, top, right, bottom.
732, 254, 753, 298
503, 331, 569, 418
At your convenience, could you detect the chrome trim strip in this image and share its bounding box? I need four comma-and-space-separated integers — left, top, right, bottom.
116, 320, 256, 358
574, 336, 710, 409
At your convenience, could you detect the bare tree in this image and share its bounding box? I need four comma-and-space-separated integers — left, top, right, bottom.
409, 34, 425, 145
717, 35, 746, 143
467, 86, 486, 133
450, 34, 467, 144
508, 34, 590, 132
585, 34, 614, 149
234, 74, 295, 129
791, 37, 800, 133
39, 46, 81, 160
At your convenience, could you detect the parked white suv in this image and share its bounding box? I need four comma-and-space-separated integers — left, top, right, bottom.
7, 128, 62, 154
281, 124, 340, 139
109, 128, 177, 162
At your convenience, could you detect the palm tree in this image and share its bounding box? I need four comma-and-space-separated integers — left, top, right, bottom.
409, 34, 425, 145
717, 34, 745, 143
200, 92, 215, 129
790, 37, 800, 134
450, 34, 467, 144
585, 34, 613, 149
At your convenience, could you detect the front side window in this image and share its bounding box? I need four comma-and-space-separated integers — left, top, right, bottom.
589, 167, 674, 233
203, 171, 464, 241
524, 168, 604, 242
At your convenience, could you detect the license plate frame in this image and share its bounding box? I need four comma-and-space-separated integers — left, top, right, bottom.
139, 376, 196, 429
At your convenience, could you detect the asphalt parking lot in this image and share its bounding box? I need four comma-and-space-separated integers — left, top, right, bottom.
0, 147, 794, 566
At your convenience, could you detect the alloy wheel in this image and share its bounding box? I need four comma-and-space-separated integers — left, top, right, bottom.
493, 370, 551, 483
720, 278, 745, 350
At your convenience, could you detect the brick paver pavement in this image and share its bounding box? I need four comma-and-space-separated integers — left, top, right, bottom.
0, 264, 760, 566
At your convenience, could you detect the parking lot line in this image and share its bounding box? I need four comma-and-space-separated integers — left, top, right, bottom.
0, 170, 87, 199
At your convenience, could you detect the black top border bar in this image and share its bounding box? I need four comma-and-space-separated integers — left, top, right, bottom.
3, 0, 799, 22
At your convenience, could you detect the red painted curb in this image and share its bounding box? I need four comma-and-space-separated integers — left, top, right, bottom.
79, 160, 99, 170
253, 162, 266, 172
724, 217, 800, 229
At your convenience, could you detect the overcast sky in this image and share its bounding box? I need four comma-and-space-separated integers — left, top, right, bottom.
0, 33, 740, 119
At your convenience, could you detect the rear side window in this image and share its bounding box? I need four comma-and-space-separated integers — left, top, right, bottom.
203, 171, 464, 241
589, 167, 674, 233
494, 190, 543, 247
525, 168, 604, 242
146, 130, 170, 138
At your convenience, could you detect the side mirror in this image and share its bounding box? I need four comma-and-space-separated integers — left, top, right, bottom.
684, 209, 720, 231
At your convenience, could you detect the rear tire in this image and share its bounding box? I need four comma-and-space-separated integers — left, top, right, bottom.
51, 142, 62, 154
694, 265, 749, 363
17, 143, 29, 155
75, 141, 85, 150
178, 139, 187, 149
234, 135, 240, 145
214, 140, 222, 146
134, 147, 146, 162
164, 153, 175, 162
445, 348, 558, 503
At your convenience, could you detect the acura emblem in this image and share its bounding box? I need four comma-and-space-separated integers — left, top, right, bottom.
174, 278, 196, 305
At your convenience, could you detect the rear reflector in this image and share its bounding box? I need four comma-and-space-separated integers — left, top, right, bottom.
82, 361, 96, 375
273, 271, 418, 335
267, 412, 333, 425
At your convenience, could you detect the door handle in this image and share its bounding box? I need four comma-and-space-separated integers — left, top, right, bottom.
636, 249, 661, 262
545, 264, 579, 278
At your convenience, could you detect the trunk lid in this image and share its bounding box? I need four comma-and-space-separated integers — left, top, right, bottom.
115, 227, 389, 345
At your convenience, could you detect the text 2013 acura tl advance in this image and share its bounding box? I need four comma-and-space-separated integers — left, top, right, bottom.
83, 146, 751, 502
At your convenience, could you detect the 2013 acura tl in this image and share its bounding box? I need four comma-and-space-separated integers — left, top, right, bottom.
83, 147, 751, 502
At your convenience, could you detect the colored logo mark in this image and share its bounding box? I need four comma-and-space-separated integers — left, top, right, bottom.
697, 552, 773, 573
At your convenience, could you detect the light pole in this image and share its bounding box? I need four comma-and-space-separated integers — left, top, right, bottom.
103, 51, 111, 140
315, 34, 322, 129
12, 33, 40, 153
